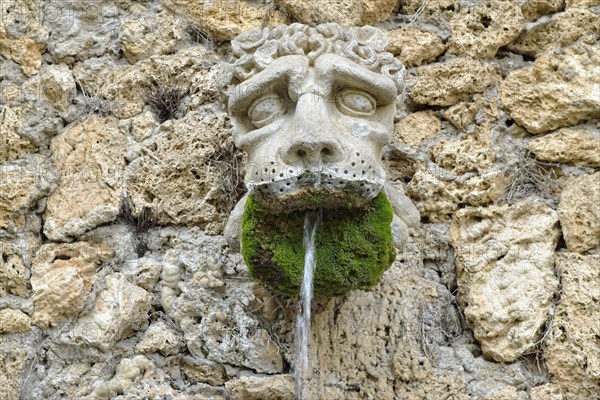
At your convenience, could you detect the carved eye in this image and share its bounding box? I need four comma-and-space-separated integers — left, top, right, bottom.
248, 94, 287, 128
336, 89, 376, 117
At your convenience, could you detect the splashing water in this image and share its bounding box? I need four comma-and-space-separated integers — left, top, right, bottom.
295, 208, 322, 400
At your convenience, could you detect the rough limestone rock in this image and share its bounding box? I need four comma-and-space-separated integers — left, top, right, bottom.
400, 0, 460, 19
520, 0, 565, 21
450, 201, 560, 362
394, 110, 441, 146
118, 12, 189, 63
567, 0, 600, 8
410, 58, 501, 106
508, 9, 600, 57
527, 127, 600, 167
135, 321, 185, 356
500, 43, 600, 134
444, 101, 479, 130
30, 241, 112, 328
308, 266, 469, 399
226, 375, 295, 400
35, 63, 76, 112
73, 46, 220, 119
72, 273, 151, 351
429, 132, 495, 174
528, 383, 566, 400
406, 170, 508, 222
557, 172, 600, 253
386, 28, 446, 67
0, 308, 31, 333
44, 116, 126, 241
0, 106, 36, 163
0, 339, 30, 400
0, 155, 57, 231
124, 108, 239, 234
0, 241, 30, 298
162, 0, 289, 41
284, 0, 397, 26
448, 0, 525, 59
0, 26, 45, 76
545, 253, 600, 398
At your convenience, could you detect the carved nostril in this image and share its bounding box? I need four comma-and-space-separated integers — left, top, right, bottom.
297, 149, 307, 158
321, 147, 332, 157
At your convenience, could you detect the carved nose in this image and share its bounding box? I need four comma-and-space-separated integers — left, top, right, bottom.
284, 139, 344, 166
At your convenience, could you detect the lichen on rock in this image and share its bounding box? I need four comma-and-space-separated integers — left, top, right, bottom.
241, 192, 396, 298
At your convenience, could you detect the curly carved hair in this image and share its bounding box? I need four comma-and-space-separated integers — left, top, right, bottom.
219, 23, 406, 103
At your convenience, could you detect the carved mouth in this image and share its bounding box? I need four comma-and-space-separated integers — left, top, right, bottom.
248, 170, 384, 212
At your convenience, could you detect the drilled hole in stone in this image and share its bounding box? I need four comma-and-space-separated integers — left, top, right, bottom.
297, 149, 306, 158
351, 162, 355, 166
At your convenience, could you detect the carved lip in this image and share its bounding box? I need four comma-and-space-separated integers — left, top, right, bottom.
248, 171, 384, 212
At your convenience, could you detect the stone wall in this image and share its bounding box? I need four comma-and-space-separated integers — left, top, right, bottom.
1, 1, 599, 399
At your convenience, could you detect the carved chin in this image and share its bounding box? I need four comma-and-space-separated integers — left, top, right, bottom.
247, 171, 385, 212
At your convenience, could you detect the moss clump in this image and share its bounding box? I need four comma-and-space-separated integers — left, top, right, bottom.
241, 192, 396, 298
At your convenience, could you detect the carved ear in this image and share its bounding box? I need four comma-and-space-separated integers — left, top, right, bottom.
383, 181, 420, 229
224, 193, 249, 252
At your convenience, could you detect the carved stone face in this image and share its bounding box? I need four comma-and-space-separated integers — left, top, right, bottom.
228, 54, 395, 211
221, 24, 404, 212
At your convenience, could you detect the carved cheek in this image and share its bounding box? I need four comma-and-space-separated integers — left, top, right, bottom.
348, 119, 391, 145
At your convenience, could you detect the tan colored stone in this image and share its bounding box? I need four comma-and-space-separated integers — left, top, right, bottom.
226, 375, 295, 400
444, 101, 478, 130
0, 26, 45, 76
448, 0, 525, 59
400, 0, 459, 19
361, 0, 399, 25
309, 266, 467, 399
557, 172, 600, 253
44, 116, 126, 241
31, 241, 112, 328
125, 108, 241, 234
163, 0, 289, 42
181, 357, 227, 386
0, 241, 30, 298
39, 64, 76, 112
500, 44, 600, 134
545, 253, 600, 399
394, 110, 441, 146
72, 273, 152, 351
0, 339, 29, 400
135, 321, 185, 356
429, 132, 495, 174
0, 155, 57, 231
521, 0, 565, 21
410, 58, 501, 107
508, 9, 599, 57
73, 46, 219, 119
406, 170, 508, 222
566, 0, 600, 8
0, 308, 31, 333
119, 12, 189, 63
482, 386, 522, 400
528, 127, 600, 167
0, 106, 36, 164
450, 201, 560, 362
528, 383, 566, 400
284, 0, 397, 26
386, 28, 446, 67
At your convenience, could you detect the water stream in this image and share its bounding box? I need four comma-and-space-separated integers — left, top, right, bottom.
295, 208, 323, 400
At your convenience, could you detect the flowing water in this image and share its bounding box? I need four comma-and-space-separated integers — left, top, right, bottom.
295, 208, 322, 400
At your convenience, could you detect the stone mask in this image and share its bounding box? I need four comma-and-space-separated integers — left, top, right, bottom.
220, 23, 420, 297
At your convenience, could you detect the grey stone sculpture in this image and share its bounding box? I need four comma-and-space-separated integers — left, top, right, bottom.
219, 23, 420, 295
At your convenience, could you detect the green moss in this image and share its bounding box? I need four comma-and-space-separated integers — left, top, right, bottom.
241, 192, 396, 298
